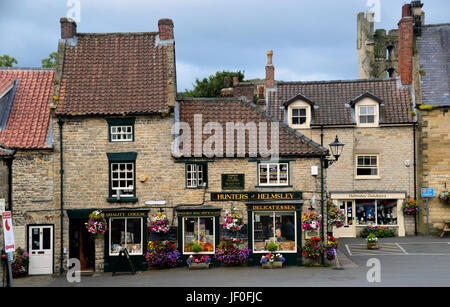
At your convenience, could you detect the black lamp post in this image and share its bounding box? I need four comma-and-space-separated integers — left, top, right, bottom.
320, 135, 344, 265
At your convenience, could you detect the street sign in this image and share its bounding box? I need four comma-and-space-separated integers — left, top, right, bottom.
421, 188, 434, 197
2, 211, 15, 253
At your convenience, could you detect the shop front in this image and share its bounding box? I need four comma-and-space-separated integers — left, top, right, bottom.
103, 209, 149, 272
176, 207, 221, 266
330, 192, 407, 237
246, 202, 303, 266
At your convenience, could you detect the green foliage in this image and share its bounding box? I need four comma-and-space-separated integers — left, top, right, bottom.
367, 233, 378, 243
265, 241, 279, 252
41, 52, 57, 68
192, 243, 203, 253
0, 54, 18, 67
182, 70, 245, 98
360, 226, 396, 238
419, 104, 434, 111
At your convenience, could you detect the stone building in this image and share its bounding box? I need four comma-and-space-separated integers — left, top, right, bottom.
0, 68, 55, 275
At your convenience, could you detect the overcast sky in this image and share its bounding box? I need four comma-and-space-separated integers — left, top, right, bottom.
0, 0, 449, 91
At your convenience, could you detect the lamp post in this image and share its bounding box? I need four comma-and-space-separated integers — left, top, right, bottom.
320, 135, 345, 266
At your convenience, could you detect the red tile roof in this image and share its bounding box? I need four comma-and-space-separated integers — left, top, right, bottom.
56, 32, 171, 115
268, 79, 413, 125
0, 77, 14, 96
178, 98, 327, 157
0, 68, 54, 149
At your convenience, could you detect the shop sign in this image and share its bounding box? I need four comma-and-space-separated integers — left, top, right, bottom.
211, 192, 302, 202
348, 193, 388, 199
176, 210, 221, 216
105, 211, 148, 218
421, 188, 434, 197
221, 174, 245, 190
2, 211, 15, 253
250, 204, 297, 211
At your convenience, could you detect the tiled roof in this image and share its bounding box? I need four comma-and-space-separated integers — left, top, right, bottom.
56, 32, 171, 115
177, 98, 327, 157
0, 148, 13, 156
417, 24, 450, 107
0, 76, 14, 96
268, 79, 413, 125
0, 68, 54, 149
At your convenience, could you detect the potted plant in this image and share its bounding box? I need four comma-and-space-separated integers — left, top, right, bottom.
191, 243, 203, 254
367, 233, 379, 249
186, 255, 211, 270
85, 210, 108, 238
301, 237, 323, 266
260, 253, 285, 269
149, 212, 170, 233
302, 209, 321, 238
402, 198, 419, 215
328, 203, 345, 228
325, 235, 338, 263
145, 240, 180, 269
223, 207, 244, 237
439, 190, 449, 206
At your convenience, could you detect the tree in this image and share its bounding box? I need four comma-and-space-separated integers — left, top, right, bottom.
182, 70, 245, 98
41, 52, 57, 68
0, 54, 18, 67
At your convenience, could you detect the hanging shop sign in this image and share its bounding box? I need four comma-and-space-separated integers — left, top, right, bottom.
211, 191, 302, 202
221, 174, 245, 190
104, 211, 148, 218
2, 211, 15, 253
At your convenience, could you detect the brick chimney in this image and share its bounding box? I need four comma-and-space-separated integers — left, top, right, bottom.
265, 50, 275, 89
397, 4, 414, 85
60, 17, 77, 39
158, 18, 174, 40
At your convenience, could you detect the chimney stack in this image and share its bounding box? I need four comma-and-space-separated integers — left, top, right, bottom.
60, 17, 77, 39
397, 4, 414, 85
232, 76, 239, 86
158, 18, 174, 40
265, 50, 275, 89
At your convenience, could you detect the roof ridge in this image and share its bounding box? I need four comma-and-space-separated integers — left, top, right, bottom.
0, 67, 55, 71
77, 32, 158, 37
277, 78, 398, 85
422, 23, 450, 28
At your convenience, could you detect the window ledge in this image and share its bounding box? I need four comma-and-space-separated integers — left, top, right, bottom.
107, 197, 139, 203
254, 185, 293, 188
354, 176, 381, 180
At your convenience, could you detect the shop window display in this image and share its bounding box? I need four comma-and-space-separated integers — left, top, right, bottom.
355, 200, 397, 226
253, 212, 296, 252
183, 217, 215, 254
356, 200, 376, 225
376, 200, 397, 225
109, 218, 143, 255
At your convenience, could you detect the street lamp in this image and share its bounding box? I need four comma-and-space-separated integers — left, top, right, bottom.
324, 135, 345, 168
320, 135, 345, 266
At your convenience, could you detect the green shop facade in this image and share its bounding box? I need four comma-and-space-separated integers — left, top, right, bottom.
175, 191, 304, 267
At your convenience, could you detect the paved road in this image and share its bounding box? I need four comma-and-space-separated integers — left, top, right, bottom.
10, 236, 450, 287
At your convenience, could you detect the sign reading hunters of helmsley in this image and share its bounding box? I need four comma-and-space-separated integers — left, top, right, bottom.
210, 192, 302, 201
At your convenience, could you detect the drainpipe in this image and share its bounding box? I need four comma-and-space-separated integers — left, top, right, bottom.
7, 157, 13, 212
413, 122, 418, 236
320, 155, 325, 266
58, 117, 65, 275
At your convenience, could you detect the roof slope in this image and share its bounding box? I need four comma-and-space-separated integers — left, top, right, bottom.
268, 79, 413, 125
177, 98, 327, 157
56, 32, 171, 115
0, 68, 54, 149
417, 24, 450, 107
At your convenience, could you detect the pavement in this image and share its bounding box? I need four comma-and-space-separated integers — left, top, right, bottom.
6, 235, 450, 287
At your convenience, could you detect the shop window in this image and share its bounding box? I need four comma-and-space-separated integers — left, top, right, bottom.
109, 218, 143, 255
107, 118, 135, 142
253, 211, 296, 253
376, 200, 397, 225
186, 163, 208, 188
356, 155, 379, 178
183, 217, 215, 254
258, 163, 289, 186
355, 200, 376, 225
111, 162, 135, 197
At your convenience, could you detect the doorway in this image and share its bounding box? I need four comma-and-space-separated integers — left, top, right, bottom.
69, 219, 95, 271
28, 225, 53, 275
332, 200, 356, 238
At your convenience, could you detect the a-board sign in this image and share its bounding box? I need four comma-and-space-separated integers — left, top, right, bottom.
148, 227, 177, 242
112, 248, 136, 275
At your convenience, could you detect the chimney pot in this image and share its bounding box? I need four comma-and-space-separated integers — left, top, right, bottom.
158, 18, 174, 40
60, 17, 77, 39
402, 4, 411, 18
265, 50, 275, 89
258, 86, 265, 99
267, 50, 273, 65
232, 76, 239, 86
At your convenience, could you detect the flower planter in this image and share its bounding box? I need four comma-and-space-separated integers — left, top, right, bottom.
303, 257, 321, 267
188, 263, 210, 270
272, 261, 283, 269
367, 242, 379, 249
261, 262, 272, 269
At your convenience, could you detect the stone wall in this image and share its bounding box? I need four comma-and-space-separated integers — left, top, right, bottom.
417, 108, 450, 234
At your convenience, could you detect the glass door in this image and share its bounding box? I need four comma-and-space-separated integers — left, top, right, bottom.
28, 226, 53, 275
332, 201, 356, 238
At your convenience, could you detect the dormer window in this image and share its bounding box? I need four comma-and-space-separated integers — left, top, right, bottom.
350, 92, 382, 128
284, 93, 314, 129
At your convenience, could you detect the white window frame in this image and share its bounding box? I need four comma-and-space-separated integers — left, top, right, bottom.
111, 162, 135, 197
258, 162, 289, 186
355, 99, 379, 127
355, 155, 380, 179
252, 211, 297, 254
182, 216, 216, 255
109, 217, 143, 256
287, 100, 311, 129
110, 125, 133, 142
186, 164, 206, 188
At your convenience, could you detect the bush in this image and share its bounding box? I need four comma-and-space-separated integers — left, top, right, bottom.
145, 241, 180, 268
360, 226, 395, 238
265, 241, 279, 252
215, 238, 250, 266
191, 244, 203, 253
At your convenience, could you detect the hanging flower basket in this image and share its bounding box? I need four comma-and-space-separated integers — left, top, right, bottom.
439, 191, 450, 206
149, 212, 170, 233
302, 209, 321, 231
85, 210, 108, 237
223, 208, 244, 237
402, 198, 419, 215
328, 203, 345, 228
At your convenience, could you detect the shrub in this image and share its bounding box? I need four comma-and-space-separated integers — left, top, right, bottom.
265, 241, 279, 252
145, 240, 180, 268
215, 238, 250, 265
360, 226, 395, 238
191, 243, 203, 253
